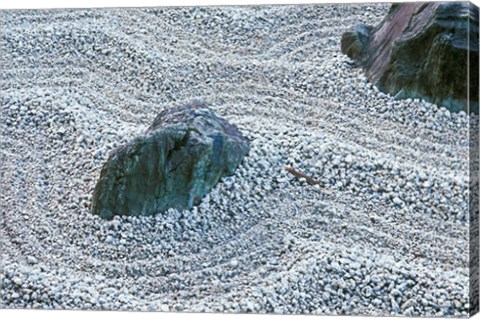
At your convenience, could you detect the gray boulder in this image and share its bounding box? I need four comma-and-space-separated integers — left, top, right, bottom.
341, 2, 479, 113
91, 101, 250, 219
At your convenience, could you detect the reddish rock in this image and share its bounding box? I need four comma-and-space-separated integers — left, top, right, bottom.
341, 2, 479, 113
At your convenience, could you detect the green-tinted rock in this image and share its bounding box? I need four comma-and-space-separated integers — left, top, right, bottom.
91, 102, 249, 219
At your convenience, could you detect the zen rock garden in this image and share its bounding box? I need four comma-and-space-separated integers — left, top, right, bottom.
92, 3, 479, 219
1, 2, 478, 316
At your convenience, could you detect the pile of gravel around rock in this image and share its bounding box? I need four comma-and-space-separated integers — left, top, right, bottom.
0, 4, 475, 316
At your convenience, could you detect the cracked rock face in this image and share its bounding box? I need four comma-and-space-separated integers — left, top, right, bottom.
341, 2, 479, 113
91, 102, 250, 219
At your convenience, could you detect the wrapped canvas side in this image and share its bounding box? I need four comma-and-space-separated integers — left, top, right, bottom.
469, 2, 480, 316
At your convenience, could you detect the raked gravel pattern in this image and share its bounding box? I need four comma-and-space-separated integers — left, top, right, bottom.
0, 4, 476, 317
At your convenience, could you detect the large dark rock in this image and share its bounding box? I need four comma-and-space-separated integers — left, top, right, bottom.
91, 101, 250, 219
341, 2, 479, 113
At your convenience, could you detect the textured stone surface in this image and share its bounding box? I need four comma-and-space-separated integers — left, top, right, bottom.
341, 2, 479, 113
340, 24, 372, 65
91, 102, 250, 219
